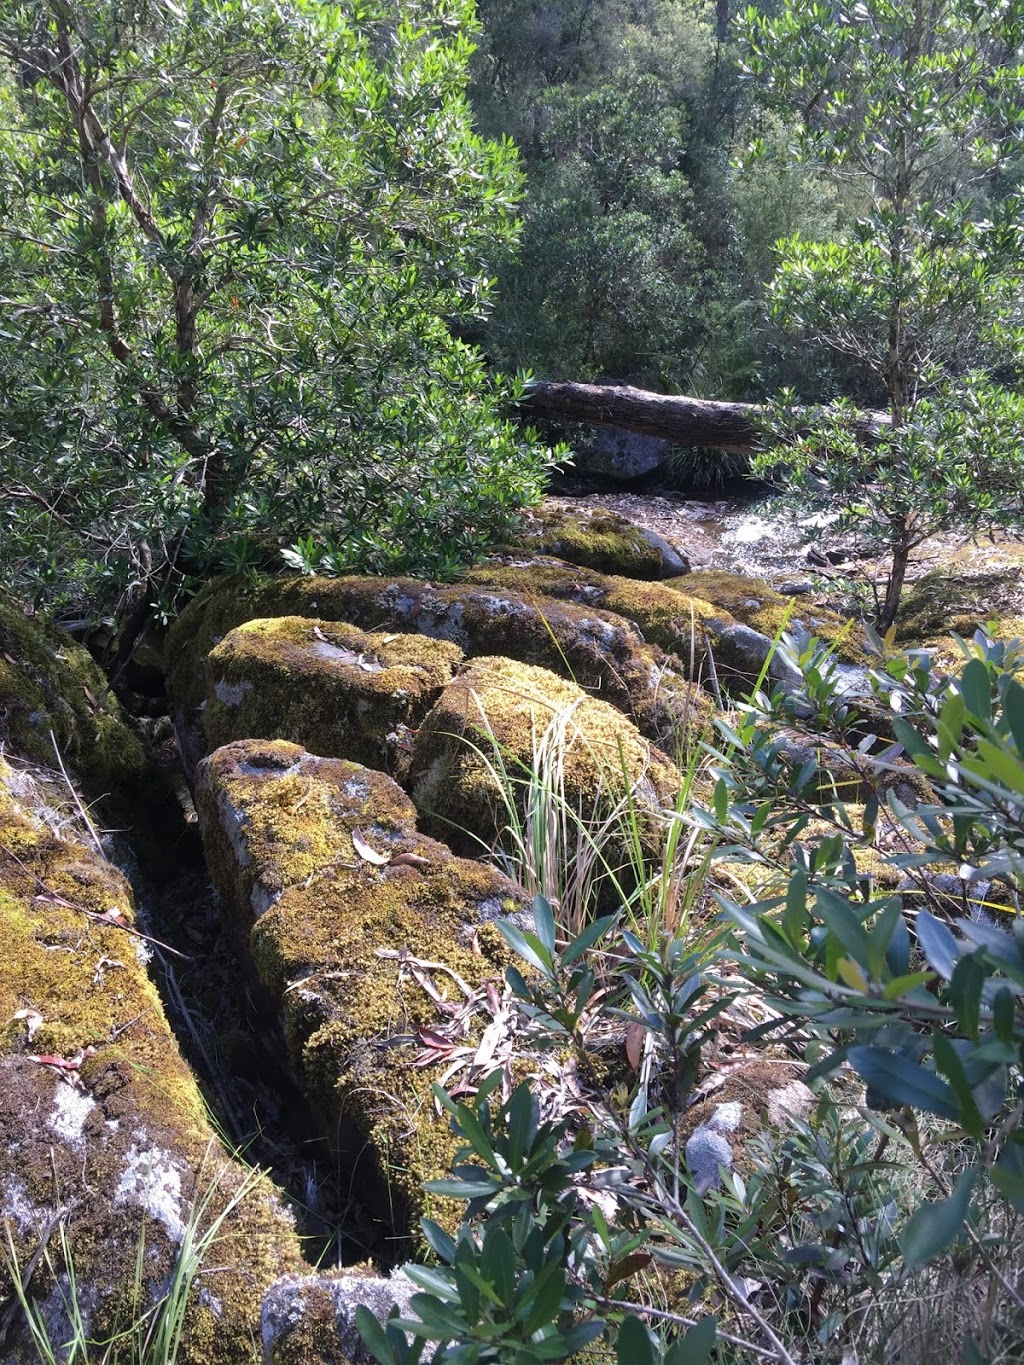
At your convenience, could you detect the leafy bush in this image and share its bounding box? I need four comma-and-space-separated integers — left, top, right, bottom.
364, 628, 1024, 1362
0, 0, 554, 619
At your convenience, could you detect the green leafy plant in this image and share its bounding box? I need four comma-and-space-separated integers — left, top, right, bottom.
741, 0, 1024, 627
0, 0, 554, 623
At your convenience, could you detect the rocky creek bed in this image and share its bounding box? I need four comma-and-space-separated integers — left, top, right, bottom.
3, 495, 1024, 1361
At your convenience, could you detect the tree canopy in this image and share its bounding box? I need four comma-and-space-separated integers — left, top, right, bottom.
0, 0, 552, 616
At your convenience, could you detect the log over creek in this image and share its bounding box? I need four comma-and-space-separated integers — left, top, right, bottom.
521, 378, 889, 451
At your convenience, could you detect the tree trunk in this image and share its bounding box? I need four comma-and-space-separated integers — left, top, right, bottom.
520, 380, 888, 453
878, 535, 912, 632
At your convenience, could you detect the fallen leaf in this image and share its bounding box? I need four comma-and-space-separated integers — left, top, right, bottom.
12, 1008, 43, 1041
352, 830, 390, 866
625, 1021, 645, 1072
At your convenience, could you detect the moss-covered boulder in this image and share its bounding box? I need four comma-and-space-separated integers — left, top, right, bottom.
195, 739, 527, 1246
0, 593, 146, 802
509, 502, 690, 578
408, 655, 682, 858
202, 616, 462, 778
897, 546, 1024, 643
670, 569, 865, 664
0, 759, 304, 1363
167, 575, 711, 756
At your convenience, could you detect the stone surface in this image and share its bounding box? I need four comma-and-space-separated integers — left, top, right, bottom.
167, 574, 711, 759
195, 738, 528, 1247
0, 758, 304, 1364
408, 655, 682, 858
572, 428, 670, 482
203, 615, 462, 777
512, 503, 690, 578
262, 1268, 431, 1364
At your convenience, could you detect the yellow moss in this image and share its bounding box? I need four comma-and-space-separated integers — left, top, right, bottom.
464, 561, 727, 665
897, 554, 1024, 642
0, 772, 303, 1364
409, 655, 682, 857
507, 504, 673, 578
169, 574, 711, 751
195, 739, 527, 1243
668, 570, 866, 663
0, 594, 146, 801
204, 615, 462, 772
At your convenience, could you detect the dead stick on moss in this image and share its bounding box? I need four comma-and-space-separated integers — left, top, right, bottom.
48, 729, 105, 859
0, 839, 188, 960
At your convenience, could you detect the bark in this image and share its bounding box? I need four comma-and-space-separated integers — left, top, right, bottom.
521, 380, 888, 453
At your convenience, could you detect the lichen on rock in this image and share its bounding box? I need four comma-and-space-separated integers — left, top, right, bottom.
0, 759, 303, 1364
507, 503, 690, 578
0, 593, 146, 804
168, 574, 711, 757
669, 569, 865, 664
203, 615, 462, 776
195, 739, 528, 1246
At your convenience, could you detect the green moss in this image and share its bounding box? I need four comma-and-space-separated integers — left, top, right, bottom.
667, 569, 866, 663
169, 574, 711, 751
506, 505, 672, 578
409, 655, 682, 857
0, 595, 146, 802
195, 738, 527, 1244
204, 616, 462, 774
464, 560, 727, 671
0, 761, 303, 1364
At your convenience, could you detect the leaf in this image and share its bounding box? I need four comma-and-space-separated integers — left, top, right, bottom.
354, 1305, 396, 1365
666, 1314, 716, 1365
617, 1315, 655, 1365
848, 1046, 959, 1119
625, 1021, 645, 1072
915, 910, 959, 980
901, 1166, 978, 1266
352, 830, 391, 865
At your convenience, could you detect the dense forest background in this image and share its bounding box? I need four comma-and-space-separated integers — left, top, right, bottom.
467, 0, 849, 400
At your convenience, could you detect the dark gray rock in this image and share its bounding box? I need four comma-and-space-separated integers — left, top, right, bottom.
573, 429, 670, 481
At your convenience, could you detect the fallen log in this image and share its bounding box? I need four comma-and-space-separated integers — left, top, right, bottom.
521, 379, 888, 452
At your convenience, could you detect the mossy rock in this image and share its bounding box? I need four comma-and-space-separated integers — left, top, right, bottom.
679, 1061, 814, 1191
408, 655, 682, 860
168, 575, 710, 756
668, 569, 865, 664
0, 594, 146, 803
204, 616, 462, 777
898, 557, 1024, 643
195, 739, 528, 1246
507, 503, 689, 578
463, 560, 727, 671
0, 759, 304, 1364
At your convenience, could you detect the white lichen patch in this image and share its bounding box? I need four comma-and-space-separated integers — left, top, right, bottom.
115, 1143, 186, 1243
48, 1079, 97, 1148
214, 679, 254, 706
3, 1174, 51, 1232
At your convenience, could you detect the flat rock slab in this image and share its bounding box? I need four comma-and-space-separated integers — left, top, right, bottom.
195, 739, 528, 1246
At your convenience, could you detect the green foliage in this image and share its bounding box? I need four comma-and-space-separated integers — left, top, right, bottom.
704, 627, 1024, 1277
741, 0, 1024, 626
0, 0, 553, 616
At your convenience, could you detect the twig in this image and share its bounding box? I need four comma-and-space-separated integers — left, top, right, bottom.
49, 729, 105, 858
0, 838, 188, 960
597, 1296, 780, 1360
